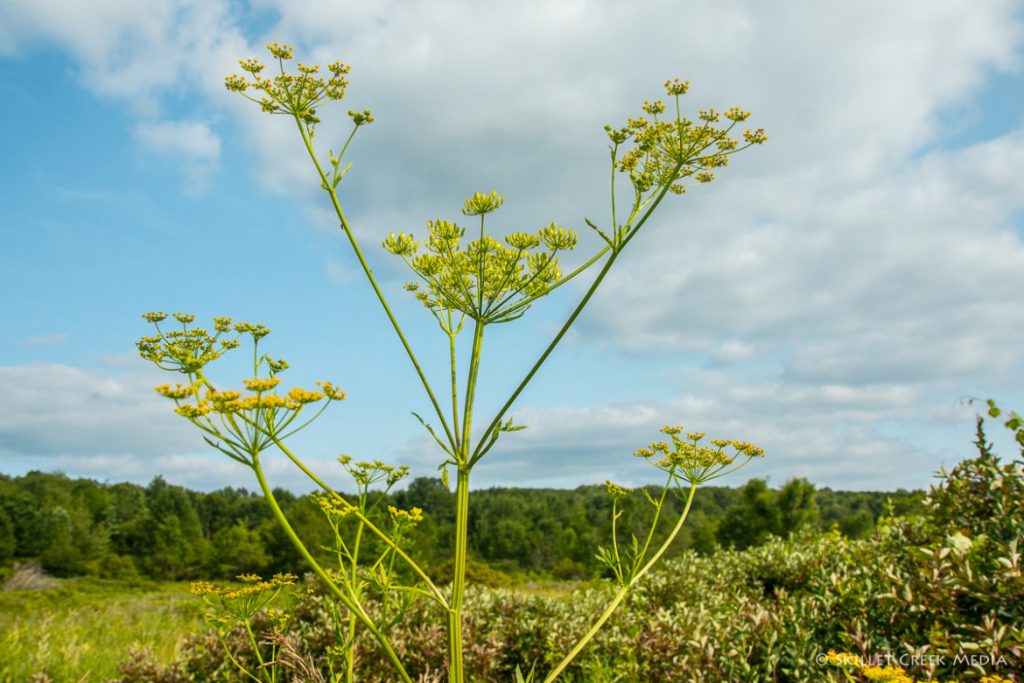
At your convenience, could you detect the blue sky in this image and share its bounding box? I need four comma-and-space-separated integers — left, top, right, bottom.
2, 0, 1024, 493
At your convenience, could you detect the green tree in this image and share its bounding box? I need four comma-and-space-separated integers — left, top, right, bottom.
208, 521, 270, 577
777, 477, 819, 533
717, 478, 779, 549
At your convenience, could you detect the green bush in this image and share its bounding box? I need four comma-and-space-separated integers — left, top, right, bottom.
129, 407, 1023, 681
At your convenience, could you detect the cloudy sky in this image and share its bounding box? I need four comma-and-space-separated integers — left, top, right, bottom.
2, 0, 1023, 494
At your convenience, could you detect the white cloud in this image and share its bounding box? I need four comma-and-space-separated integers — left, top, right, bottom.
134, 119, 222, 194
0, 0, 249, 108
2, 0, 1024, 490
463, 380, 971, 491
0, 361, 358, 492
0, 362, 198, 458
22, 333, 68, 347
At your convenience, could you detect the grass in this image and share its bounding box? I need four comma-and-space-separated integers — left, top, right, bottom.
0, 567, 585, 682
0, 576, 204, 682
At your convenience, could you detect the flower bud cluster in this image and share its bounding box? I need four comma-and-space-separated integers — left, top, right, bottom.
383, 193, 577, 324
140, 314, 348, 464
224, 44, 357, 127
605, 78, 765, 197
633, 424, 765, 485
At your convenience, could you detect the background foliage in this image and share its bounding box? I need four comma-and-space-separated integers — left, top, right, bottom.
0, 471, 919, 582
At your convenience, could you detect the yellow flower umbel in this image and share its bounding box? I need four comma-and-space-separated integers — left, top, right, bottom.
383, 193, 578, 324
597, 425, 765, 588
191, 572, 297, 622
634, 425, 765, 485
139, 314, 346, 468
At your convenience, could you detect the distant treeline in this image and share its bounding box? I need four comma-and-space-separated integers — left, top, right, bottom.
0, 472, 922, 582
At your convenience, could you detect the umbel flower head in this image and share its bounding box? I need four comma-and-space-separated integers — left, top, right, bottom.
139, 313, 347, 465
604, 79, 767, 200
136, 312, 241, 374
633, 425, 765, 485
224, 43, 361, 128
384, 191, 578, 324
191, 572, 297, 622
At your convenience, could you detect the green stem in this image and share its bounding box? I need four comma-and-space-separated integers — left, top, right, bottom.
543, 484, 698, 683
469, 251, 618, 465
268, 436, 448, 607
449, 322, 461, 452
471, 167, 683, 466
448, 467, 472, 683
251, 456, 414, 683
295, 118, 457, 451
219, 631, 262, 683
243, 620, 267, 680
460, 321, 485, 462
632, 471, 674, 576
346, 500, 366, 683
447, 319, 485, 682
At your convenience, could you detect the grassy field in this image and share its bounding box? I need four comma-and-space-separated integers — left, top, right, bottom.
0, 576, 204, 682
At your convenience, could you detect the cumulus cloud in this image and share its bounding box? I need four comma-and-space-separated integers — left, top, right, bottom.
0, 362, 199, 457
2, 0, 1023, 490
456, 381, 969, 491
134, 119, 221, 194
0, 361, 354, 492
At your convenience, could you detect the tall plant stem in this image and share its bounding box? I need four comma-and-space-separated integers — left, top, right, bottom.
269, 436, 448, 607
295, 120, 456, 451
470, 165, 682, 465
251, 456, 414, 683
448, 467, 472, 683
449, 324, 461, 451
448, 320, 485, 681
345, 495, 367, 683
542, 483, 698, 683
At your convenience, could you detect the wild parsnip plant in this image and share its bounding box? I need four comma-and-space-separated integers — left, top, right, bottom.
191, 572, 297, 682
139, 41, 766, 682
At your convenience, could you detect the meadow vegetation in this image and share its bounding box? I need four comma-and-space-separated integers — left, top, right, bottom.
108, 407, 1024, 682
1, 407, 1019, 681
4, 39, 1018, 683
0, 577, 202, 682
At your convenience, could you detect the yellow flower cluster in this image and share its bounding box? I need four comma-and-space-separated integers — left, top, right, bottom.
860, 665, 914, 683
388, 505, 424, 523
462, 190, 505, 216
224, 43, 355, 125
137, 313, 272, 374
605, 480, 631, 499
158, 380, 335, 421
243, 377, 281, 392
317, 381, 347, 401
288, 387, 325, 404
313, 492, 356, 518
383, 194, 577, 324
634, 425, 765, 484
605, 77, 765, 197
190, 572, 297, 600
822, 651, 1007, 683
335, 457, 412, 489
154, 383, 197, 399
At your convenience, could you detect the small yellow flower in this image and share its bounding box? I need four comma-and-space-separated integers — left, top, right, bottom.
461, 190, 505, 216
243, 377, 281, 392
318, 381, 347, 401
266, 42, 295, 59
175, 403, 212, 418
154, 383, 197, 400
388, 505, 424, 523
664, 77, 690, 95
288, 387, 325, 404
